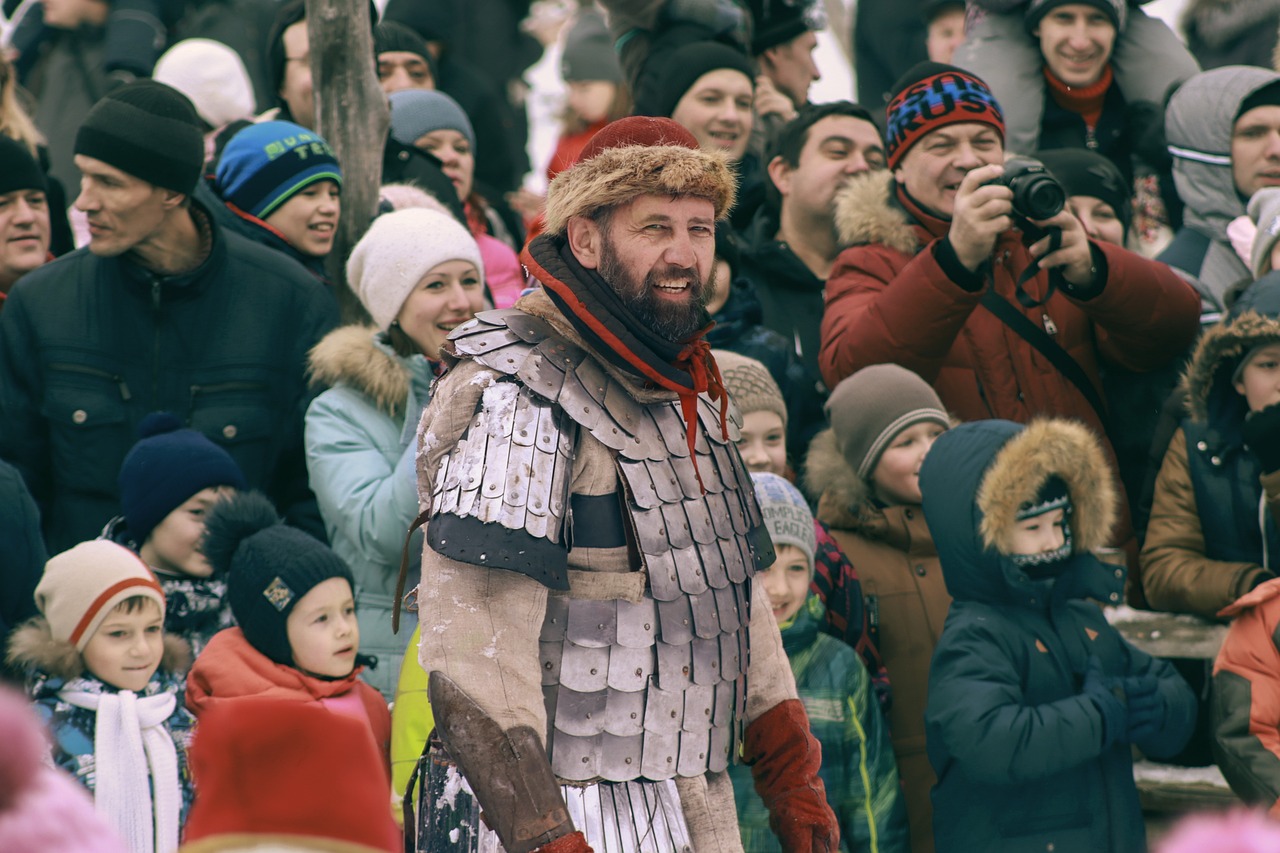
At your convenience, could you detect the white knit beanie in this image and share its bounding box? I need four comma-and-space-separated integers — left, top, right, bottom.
152, 39, 255, 129
347, 207, 485, 330
35, 541, 166, 651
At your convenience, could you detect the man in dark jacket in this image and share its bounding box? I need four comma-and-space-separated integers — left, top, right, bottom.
0, 81, 338, 554
737, 101, 885, 455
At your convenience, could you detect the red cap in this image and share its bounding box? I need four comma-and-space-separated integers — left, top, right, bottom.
576, 115, 700, 164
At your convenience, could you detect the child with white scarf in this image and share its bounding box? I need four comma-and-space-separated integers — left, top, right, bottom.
5, 540, 194, 853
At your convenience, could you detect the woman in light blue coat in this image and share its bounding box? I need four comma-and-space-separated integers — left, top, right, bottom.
305, 203, 486, 699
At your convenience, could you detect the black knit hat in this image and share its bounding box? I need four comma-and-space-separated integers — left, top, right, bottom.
561, 8, 623, 84
202, 491, 354, 667
1037, 148, 1131, 235
74, 81, 205, 194
0, 135, 46, 196
638, 41, 756, 119
745, 0, 824, 55
373, 20, 440, 84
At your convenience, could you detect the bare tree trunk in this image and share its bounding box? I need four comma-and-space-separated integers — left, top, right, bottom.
306, 0, 387, 323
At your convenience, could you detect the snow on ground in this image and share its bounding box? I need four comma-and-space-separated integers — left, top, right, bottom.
1135, 759, 1231, 790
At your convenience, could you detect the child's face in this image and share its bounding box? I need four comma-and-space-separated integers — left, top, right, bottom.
759, 544, 811, 625
1008, 508, 1068, 558
285, 577, 359, 678
1234, 343, 1280, 413
738, 410, 787, 476
566, 80, 618, 125
82, 598, 164, 692
140, 486, 234, 578
872, 421, 945, 506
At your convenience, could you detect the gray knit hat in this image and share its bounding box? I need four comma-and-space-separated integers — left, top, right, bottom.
715, 349, 787, 428
826, 364, 949, 480
388, 89, 475, 149
751, 472, 816, 575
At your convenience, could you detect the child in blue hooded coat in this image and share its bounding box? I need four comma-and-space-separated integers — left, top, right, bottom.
919, 418, 1196, 853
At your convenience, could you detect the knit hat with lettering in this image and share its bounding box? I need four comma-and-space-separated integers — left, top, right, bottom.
715, 349, 787, 429
347, 206, 483, 331
34, 541, 166, 651
826, 364, 950, 481
751, 472, 816, 574
118, 413, 248, 549
201, 492, 353, 666
74, 80, 205, 194
885, 61, 1004, 170
215, 121, 343, 219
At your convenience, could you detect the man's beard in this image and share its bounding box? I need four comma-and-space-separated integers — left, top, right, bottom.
597, 234, 712, 342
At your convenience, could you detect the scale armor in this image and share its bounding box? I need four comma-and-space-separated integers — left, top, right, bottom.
426, 309, 773, 783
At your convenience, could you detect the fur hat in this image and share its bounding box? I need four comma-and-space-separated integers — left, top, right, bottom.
201, 492, 354, 667
825, 364, 949, 481
751, 472, 816, 573
885, 62, 1004, 170
0, 687, 127, 853
152, 39, 256, 129
75, 80, 205, 195
119, 412, 247, 548
543, 116, 737, 235
34, 541, 166, 651
181, 697, 400, 853
347, 206, 484, 331
715, 349, 787, 428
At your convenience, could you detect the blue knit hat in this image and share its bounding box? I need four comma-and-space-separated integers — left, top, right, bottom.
119, 412, 248, 548
388, 89, 475, 149
214, 121, 342, 219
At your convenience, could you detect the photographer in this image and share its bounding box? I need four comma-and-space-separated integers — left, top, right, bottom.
819, 62, 1201, 569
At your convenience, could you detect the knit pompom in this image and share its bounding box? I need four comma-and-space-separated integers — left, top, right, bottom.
136, 411, 184, 439
199, 491, 281, 576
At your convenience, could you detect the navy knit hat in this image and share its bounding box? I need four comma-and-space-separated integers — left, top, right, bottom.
119, 412, 248, 548
388, 90, 475, 150
74, 80, 205, 194
0, 135, 47, 196
202, 491, 354, 667
215, 121, 342, 219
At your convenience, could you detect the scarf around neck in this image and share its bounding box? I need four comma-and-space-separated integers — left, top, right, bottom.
522, 234, 730, 490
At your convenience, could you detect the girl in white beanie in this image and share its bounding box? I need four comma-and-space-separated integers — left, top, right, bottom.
303, 206, 485, 703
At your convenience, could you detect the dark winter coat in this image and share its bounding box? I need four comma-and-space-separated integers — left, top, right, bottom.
1141, 273, 1280, 617
0, 460, 44, 684
24, 25, 110, 194
920, 419, 1197, 853
0, 200, 339, 553
1184, 0, 1280, 71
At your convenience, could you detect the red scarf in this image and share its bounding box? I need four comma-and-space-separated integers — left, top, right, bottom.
522, 235, 729, 491
1044, 64, 1113, 131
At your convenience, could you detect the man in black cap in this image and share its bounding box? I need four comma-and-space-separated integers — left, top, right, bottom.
746, 0, 825, 116
0, 81, 338, 554
0, 136, 51, 307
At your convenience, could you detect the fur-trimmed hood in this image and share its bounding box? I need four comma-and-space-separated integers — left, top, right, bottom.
833, 170, 923, 255
919, 419, 1122, 608
543, 142, 736, 235
1181, 271, 1280, 425
805, 427, 872, 515
6, 617, 192, 681
308, 325, 432, 419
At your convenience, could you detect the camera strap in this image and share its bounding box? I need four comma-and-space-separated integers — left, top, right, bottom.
979, 286, 1111, 433
1013, 226, 1063, 309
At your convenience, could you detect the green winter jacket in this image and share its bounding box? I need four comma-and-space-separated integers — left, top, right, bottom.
730, 595, 909, 853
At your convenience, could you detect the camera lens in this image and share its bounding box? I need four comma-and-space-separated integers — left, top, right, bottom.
1016, 175, 1066, 221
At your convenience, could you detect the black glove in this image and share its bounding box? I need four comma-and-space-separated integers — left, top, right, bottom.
1120, 675, 1164, 744
1242, 401, 1280, 474
1082, 655, 1125, 750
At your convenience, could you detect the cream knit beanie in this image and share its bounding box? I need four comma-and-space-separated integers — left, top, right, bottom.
34, 541, 166, 650
347, 207, 485, 331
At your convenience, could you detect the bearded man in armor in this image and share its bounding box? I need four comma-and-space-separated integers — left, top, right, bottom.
411, 116, 839, 853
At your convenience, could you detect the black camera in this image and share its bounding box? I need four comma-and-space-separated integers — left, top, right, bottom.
989, 156, 1066, 223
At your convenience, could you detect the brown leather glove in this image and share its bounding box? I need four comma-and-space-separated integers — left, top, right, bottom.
743, 699, 840, 853
532, 831, 592, 853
